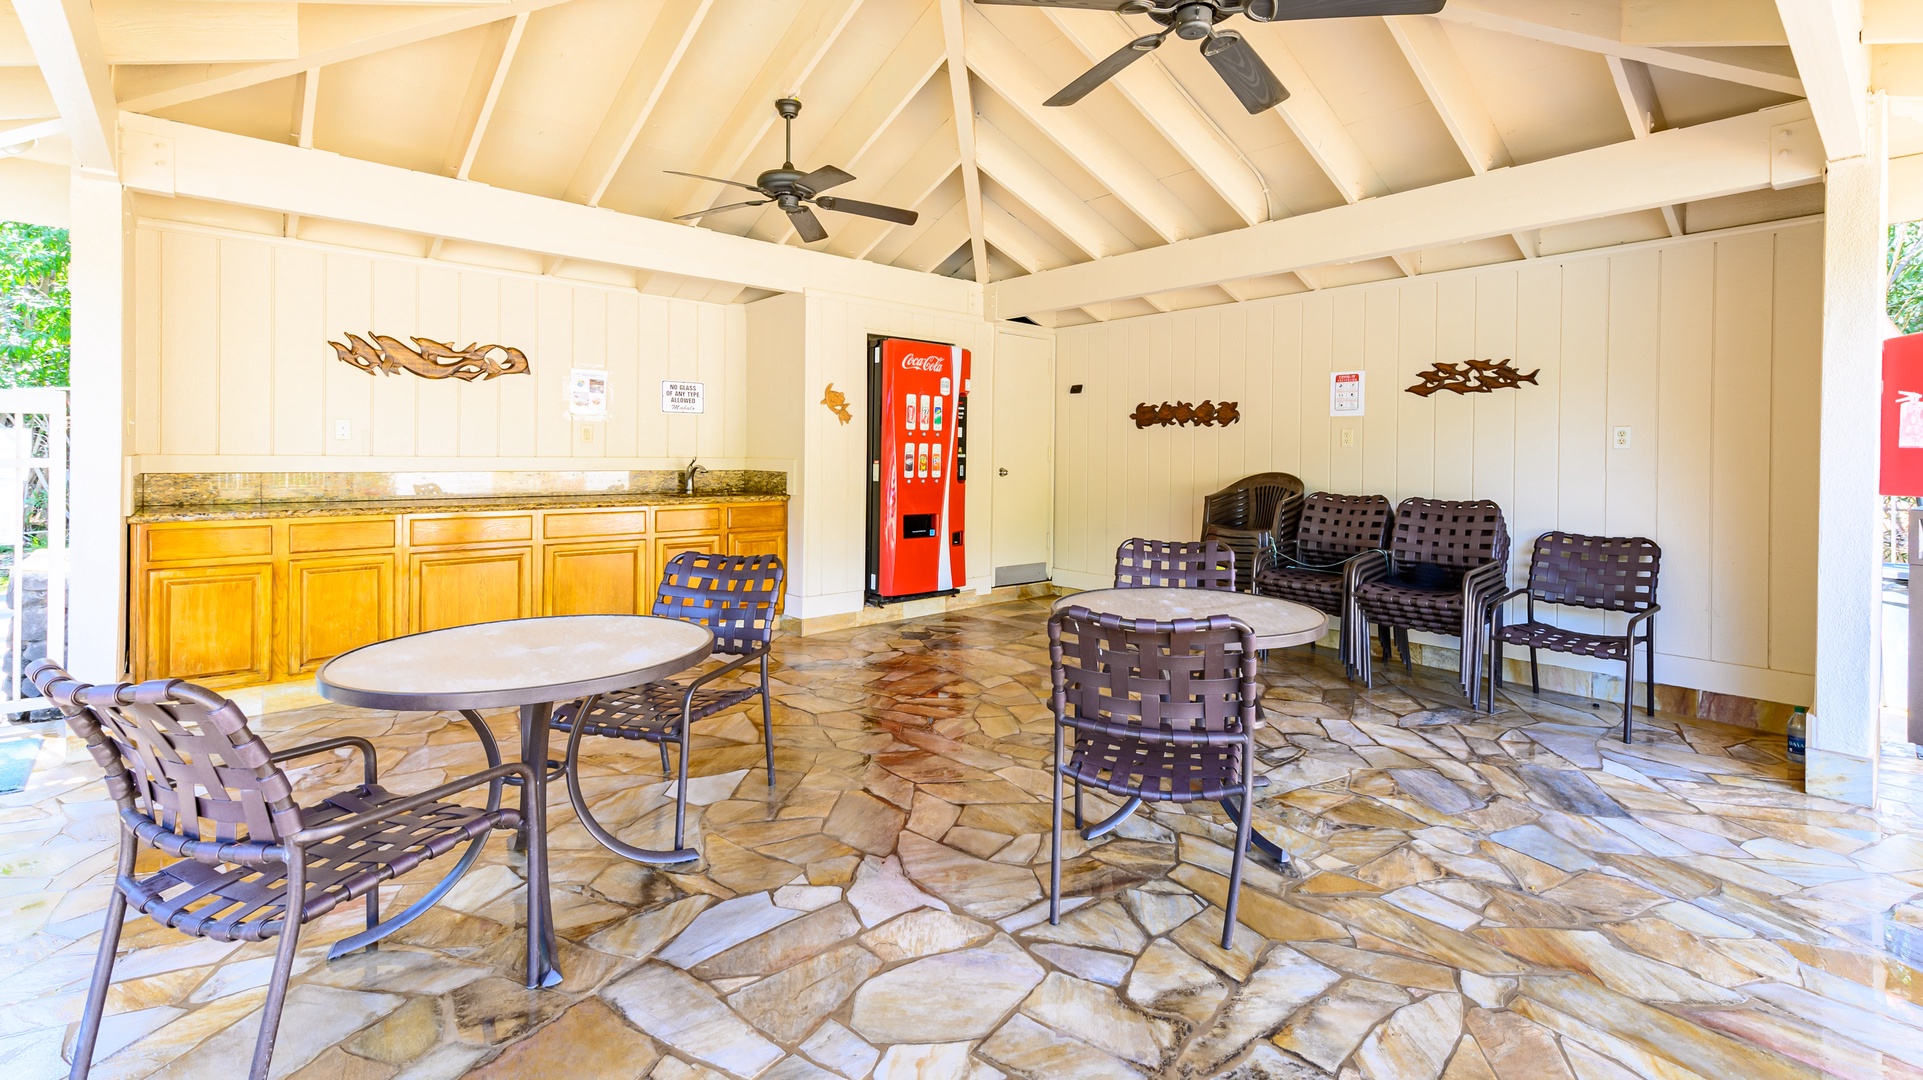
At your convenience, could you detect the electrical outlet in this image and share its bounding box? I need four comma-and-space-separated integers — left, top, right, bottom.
580, 425, 594, 445
334, 419, 351, 441
1340, 427, 1354, 447
1612, 426, 1632, 449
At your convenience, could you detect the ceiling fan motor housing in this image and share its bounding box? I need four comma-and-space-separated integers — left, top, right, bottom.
1173, 3, 1221, 39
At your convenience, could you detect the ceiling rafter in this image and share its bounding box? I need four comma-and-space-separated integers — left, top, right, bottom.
940, 0, 990, 283
665, 0, 866, 222
14, 0, 115, 174
1238, 20, 1388, 206
1434, 0, 1804, 96
963, 2, 1204, 244
446, 12, 527, 181
838, 120, 962, 260
983, 196, 1071, 272
285, 67, 319, 237
1604, 53, 1682, 235
1044, 8, 1268, 227
892, 193, 973, 272
1773, 0, 1871, 159
564, 0, 713, 208
119, 0, 582, 114
974, 119, 1131, 261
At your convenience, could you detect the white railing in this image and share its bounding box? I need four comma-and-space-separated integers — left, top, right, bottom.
0, 389, 65, 717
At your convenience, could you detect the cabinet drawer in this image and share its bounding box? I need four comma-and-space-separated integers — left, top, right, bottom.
544, 509, 648, 540
654, 506, 722, 534
145, 524, 273, 563
289, 519, 396, 553
727, 503, 785, 531
407, 514, 534, 547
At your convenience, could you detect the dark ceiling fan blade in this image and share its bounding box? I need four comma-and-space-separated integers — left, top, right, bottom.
788, 205, 829, 243
796, 165, 856, 193
672, 200, 770, 221
1046, 32, 1166, 107
1202, 30, 1289, 113
663, 169, 765, 194
1246, 0, 1445, 20
970, 0, 1143, 10
814, 196, 918, 226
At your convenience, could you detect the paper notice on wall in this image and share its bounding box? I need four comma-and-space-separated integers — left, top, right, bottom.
568, 368, 608, 420
1900, 391, 1923, 448
1330, 371, 1365, 416
662, 380, 705, 414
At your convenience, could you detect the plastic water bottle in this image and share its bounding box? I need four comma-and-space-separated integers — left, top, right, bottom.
1787, 707, 1807, 765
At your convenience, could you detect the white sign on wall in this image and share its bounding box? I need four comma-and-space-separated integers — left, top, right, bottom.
1330, 371, 1365, 416
568, 368, 608, 420
662, 380, 705, 414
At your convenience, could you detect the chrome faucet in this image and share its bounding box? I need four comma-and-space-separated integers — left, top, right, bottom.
681, 459, 707, 495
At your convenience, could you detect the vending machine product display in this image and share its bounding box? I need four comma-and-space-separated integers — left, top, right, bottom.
867, 336, 969, 604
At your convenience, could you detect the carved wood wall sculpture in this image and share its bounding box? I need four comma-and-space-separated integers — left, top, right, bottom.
1405, 358, 1539, 396
821, 383, 852, 425
328, 333, 531, 381
1132, 400, 1240, 429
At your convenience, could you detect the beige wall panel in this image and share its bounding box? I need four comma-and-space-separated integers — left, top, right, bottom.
1217, 309, 1250, 490
323, 255, 375, 457
134, 229, 162, 458
1710, 232, 1775, 669
570, 288, 607, 460
1395, 280, 1437, 497
1330, 293, 1365, 493
159, 231, 220, 456
369, 260, 420, 458
1605, 249, 1660, 542
1432, 276, 1475, 499
456, 272, 503, 458
1768, 225, 1822, 677
272, 246, 326, 457
535, 282, 572, 458
1557, 258, 1609, 539
415, 266, 462, 458
1360, 288, 1400, 498
1471, 273, 1518, 519
216, 240, 274, 457
1510, 263, 1562, 592
1654, 243, 1716, 662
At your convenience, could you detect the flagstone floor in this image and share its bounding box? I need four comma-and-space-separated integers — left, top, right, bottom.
4, 597, 1923, 1080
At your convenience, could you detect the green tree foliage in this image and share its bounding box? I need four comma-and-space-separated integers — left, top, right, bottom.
1893, 221, 1923, 335
0, 222, 70, 388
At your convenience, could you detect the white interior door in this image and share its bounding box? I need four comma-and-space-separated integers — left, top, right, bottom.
991, 331, 1054, 586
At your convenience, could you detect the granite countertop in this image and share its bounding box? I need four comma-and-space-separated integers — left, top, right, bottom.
129, 490, 788, 524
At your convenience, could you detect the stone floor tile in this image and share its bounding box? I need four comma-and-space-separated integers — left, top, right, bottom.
859, 908, 993, 961
1178, 946, 1341, 1074
728, 942, 882, 1043
655, 892, 803, 969
799, 1018, 880, 1079
847, 934, 1043, 1043
152, 984, 402, 1080
1272, 977, 1408, 1071
1019, 970, 1173, 1065
977, 1013, 1139, 1080
1029, 942, 1132, 985
845, 854, 948, 927
601, 964, 783, 1078
1352, 991, 1463, 1080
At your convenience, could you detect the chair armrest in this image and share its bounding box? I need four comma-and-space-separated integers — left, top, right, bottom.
1344, 549, 1390, 590
1626, 604, 1661, 631
289, 761, 531, 847
270, 736, 378, 786
683, 647, 766, 694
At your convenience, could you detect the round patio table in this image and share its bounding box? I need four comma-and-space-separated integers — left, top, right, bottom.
1051, 587, 1327, 648
316, 614, 713, 987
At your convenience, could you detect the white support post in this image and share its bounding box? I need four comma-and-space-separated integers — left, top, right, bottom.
1810, 94, 1887, 805
66, 173, 133, 681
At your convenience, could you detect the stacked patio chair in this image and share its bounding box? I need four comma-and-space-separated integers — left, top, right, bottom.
1252, 492, 1395, 678
29, 659, 537, 1080
1114, 537, 1236, 590
552, 551, 784, 864
1200, 472, 1305, 592
1486, 532, 1662, 739
1046, 606, 1268, 948
1347, 498, 1511, 706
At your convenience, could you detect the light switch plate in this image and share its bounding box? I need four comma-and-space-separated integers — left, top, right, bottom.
334, 419, 351, 441
1612, 426, 1632, 449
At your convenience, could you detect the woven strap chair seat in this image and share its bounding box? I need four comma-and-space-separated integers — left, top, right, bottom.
1064, 727, 1247, 802
121, 784, 517, 943
1251, 566, 1343, 614
1353, 576, 1470, 637
1495, 620, 1634, 660
553, 678, 762, 742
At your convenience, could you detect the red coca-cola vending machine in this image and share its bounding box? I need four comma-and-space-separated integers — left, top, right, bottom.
867, 336, 969, 604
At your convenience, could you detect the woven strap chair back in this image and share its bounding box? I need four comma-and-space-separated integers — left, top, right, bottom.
1114, 538, 1235, 590
1389, 498, 1510, 572
653, 551, 786, 656
1297, 493, 1394, 561
1205, 472, 1304, 530
1050, 607, 1257, 740
1526, 531, 1662, 612
29, 661, 302, 849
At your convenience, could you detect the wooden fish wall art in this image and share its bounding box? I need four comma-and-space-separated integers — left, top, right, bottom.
328, 333, 531, 381
821, 383, 853, 425
1132, 400, 1241, 429
1406, 358, 1539, 397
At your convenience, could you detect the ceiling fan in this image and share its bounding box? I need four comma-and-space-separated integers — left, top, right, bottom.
973, 0, 1446, 114
668, 98, 919, 243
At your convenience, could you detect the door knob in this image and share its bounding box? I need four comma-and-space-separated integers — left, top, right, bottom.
998, 467, 1008, 476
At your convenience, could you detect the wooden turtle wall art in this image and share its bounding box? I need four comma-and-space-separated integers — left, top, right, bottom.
1132, 400, 1240, 429
1406, 358, 1539, 397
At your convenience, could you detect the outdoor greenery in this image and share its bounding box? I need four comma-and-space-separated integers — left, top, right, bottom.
1894, 222, 1923, 335
0, 223, 70, 389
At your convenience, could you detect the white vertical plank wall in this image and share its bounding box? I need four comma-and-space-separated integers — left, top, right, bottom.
1049, 222, 1824, 704
132, 223, 749, 469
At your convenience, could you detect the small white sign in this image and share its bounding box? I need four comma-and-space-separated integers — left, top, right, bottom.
568, 368, 608, 420
662, 380, 705, 414
1330, 371, 1365, 416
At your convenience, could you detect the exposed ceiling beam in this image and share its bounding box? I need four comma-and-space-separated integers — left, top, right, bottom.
444, 12, 526, 180
13, 0, 115, 174
1773, 0, 1871, 159
664, 0, 865, 221
285, 66, 318, 236
987, 101, 1817, 318
1045, 8, 1267, 226
940, 0, 989, 284
1621, 0, 1789, 46
974, 119, 1131, 260
892, 195, 972, 273
835, 118, 959, 260
1241, 20, 1387, 205
1436, 0, 1805, 96
2, 0, 297, 66
964, 3, 1203, 243
564, 0, 711, 207
1866, 0, 1923, 43
1603, 54, 1683, 234
119, 0, 580, 114
983, 197, 1071, 273
120, 112, 978, 313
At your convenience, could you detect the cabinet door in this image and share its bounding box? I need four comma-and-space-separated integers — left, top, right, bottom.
545, 541, 647, 616
143, 564, 274, 687
286, 554, 395, 675
409, 548, 534, 632
726, 530, 786, 561
652, 534, 722, 578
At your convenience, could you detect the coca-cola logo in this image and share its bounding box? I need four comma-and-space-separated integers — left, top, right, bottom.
900, 353, 945, 371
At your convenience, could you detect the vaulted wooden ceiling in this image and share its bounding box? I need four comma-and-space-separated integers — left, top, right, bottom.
2, 0, 1919, 323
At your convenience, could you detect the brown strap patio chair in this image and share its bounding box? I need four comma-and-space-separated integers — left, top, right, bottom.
1047, 607, 1274, 949
30, 659, 535, 1080
1487, 532, 1662, 739
1114, 537, 1235, 590
1253, 492, 1394, 678
1347, 498, 1511, 706
1200, 471, 1305, 591
552, 551, 785, 865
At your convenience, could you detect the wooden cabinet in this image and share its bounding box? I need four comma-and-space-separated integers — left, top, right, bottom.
128, 498, 786, 685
